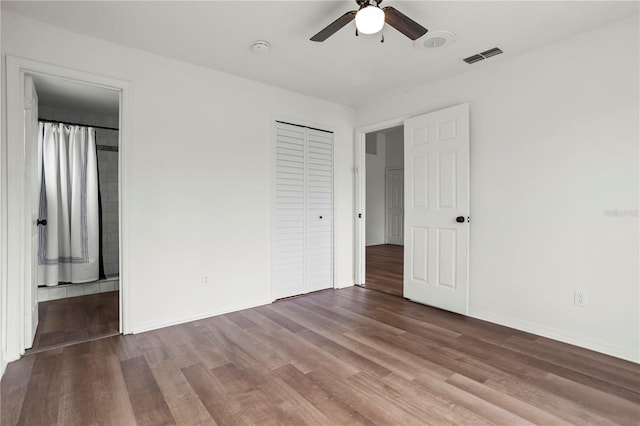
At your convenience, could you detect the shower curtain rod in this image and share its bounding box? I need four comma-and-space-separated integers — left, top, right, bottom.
40, 119, 119, 132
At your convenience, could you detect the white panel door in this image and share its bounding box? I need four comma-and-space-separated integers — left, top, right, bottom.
273, 123, 333, 300
305, 129, 333, 292
25, 75, 39, 348
403, 104, 469, 315
273, 123, 307, 300
385, 168, 404, 245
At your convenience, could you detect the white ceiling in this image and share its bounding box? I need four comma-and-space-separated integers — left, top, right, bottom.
3, 1, 638, 107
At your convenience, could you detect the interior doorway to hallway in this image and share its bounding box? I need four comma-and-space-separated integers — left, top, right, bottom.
363, 125, 404, 297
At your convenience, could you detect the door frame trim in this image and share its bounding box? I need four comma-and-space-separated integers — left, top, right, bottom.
354, 117, 408, 285
3, 55, 133, 363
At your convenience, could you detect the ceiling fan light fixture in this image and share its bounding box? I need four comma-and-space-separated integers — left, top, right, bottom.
355, 5, 385, 35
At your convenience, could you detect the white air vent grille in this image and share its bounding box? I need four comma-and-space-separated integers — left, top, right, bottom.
463, 47, 503, 64
480, 47, 503, 58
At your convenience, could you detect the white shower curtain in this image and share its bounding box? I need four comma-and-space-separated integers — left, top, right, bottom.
37, 122, 100, 286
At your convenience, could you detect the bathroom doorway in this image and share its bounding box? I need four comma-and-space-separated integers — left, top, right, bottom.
26, 74, 121, 352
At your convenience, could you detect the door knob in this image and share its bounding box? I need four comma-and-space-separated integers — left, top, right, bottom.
456, 216, 465, 223
37, 219, 47, 226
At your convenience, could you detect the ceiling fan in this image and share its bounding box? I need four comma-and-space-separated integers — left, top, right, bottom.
310, 0, 427, 42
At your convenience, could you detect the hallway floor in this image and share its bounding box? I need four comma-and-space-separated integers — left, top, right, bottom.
29, 290, 119, 352
365, 244, 404, 297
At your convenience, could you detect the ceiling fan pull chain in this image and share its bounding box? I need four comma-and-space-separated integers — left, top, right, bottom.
356, 28, 359, 36
381, 33, 384, 43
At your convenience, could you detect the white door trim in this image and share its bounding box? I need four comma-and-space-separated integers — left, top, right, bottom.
3, 55, 133, 363
354, 117, 408, 285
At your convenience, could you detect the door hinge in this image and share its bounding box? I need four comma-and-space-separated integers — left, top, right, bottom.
24, 97, 33, 110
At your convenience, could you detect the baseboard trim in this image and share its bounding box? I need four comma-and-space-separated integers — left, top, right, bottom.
469, 308, 639, 364
0, 357, 6, 380
130, 299, 272, 335
335, 282, 355, 289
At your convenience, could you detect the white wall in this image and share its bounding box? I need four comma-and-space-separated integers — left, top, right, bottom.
384, 126, 404, 170
357, 15, 639, 362
1, 12, 355, 365
366, 132, 386, 245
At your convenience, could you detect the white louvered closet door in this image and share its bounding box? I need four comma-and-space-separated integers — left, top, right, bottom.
305, 129, 333, 293
273, 122, 333, 300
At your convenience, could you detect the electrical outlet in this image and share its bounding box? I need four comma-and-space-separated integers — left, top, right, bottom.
202, 276, 209, 286
574, 289, 587, 307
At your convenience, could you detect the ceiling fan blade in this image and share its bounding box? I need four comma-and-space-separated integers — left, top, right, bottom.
382, 6, 427, 40
310, 10, 357, 42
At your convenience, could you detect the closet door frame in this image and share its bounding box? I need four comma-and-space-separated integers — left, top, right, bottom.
270, 116, 336, 301
3, 55, 133, 363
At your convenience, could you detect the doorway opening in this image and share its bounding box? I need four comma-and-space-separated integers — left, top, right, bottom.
363, 126, 405, 297
25, 74, 121, 352
4, 55, 131, 362
355, 104, 471, 316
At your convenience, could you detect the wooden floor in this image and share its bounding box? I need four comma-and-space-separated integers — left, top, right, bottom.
366, 244, 403, 297
30, 291, 119, 351
2, 287, 639, 425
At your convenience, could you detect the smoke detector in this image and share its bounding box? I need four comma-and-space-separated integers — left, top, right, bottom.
250, 40, 271, 54
413, 31, 456, 51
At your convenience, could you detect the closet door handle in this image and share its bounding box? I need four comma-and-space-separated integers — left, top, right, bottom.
37, 219, 47, 226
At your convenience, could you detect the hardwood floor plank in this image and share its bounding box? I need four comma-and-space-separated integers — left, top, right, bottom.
535, 373, 640, 424
225, 311, 259, 330
120, 355, 175, 425
484, 375, 619, 425
365, 244, 403, 297
204, 316, 290, 371
15, 352, 65, 425
535, 335, 640, 373
56, 352, 97, 425
414, 372, 535, 425
255, 305, 306, 333
306, 368, 426, 424
0, 356, 35, 426
255, 369, 333, 425
456, 335, 640, 403
212, 362, 261, 395
381, 372, 494, 425
504, 335, 640, 390
181, 363, 239, 425
296, 329, 392, 379
348, 371, 448, 425
303, 293, 407, 336
445, 372, 570, 425
150, 359, 216, 425
92, 354, 137, 425
274, 363, 372, 425
375, 330, 493, 383
344, 328, 455, 380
